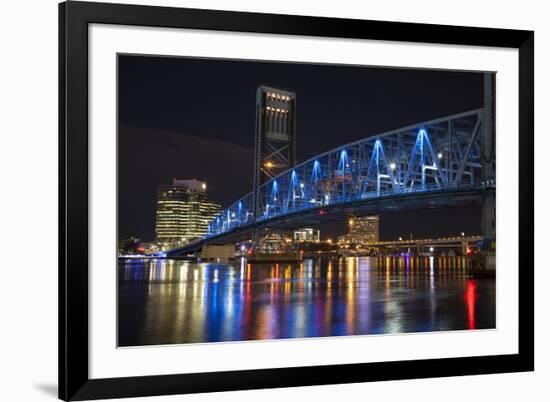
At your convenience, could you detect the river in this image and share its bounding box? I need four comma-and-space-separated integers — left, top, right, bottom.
118, 256, 495, 346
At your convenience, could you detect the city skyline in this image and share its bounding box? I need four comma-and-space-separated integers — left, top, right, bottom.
118, 55, 484, 242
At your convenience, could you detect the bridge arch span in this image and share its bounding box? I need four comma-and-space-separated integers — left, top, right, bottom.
206, 109, 492, 239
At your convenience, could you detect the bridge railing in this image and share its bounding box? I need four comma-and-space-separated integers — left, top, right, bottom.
207, 109, 493, 238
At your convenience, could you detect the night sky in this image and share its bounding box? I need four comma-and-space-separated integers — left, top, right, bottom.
118, 55, 484, 242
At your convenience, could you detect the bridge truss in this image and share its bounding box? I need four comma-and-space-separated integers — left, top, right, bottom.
207, 109, 495, 238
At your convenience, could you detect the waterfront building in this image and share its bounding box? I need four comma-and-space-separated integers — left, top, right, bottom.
258, 231, 287, 253
293, 228, 320, 243
155, 178, 220, 248
338, 215, 380, 245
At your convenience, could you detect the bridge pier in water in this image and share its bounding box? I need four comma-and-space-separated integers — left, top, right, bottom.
480, 191, 496, 272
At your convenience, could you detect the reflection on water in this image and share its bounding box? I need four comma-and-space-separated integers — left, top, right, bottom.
118, 256, 495, 346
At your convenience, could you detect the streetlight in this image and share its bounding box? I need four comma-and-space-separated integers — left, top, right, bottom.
265, 161, 273, 168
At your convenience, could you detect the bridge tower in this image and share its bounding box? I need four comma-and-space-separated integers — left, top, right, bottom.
481, 73, 496, 250
252, 86, 297, 218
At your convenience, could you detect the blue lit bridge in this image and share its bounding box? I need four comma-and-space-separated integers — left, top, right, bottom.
168, 108, 495, 256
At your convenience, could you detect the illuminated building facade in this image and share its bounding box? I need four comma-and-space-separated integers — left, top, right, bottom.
338, 215, 380, 245
258, 231, 287, 253
293, 228, 320, 243
155, 178, 220, 247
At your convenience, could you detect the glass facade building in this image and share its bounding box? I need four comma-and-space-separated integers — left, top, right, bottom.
155, 179, 220, 247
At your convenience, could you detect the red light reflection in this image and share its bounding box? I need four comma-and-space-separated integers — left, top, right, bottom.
465, 279, 477, 329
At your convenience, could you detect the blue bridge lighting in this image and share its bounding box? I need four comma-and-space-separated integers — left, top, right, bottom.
190, 109, 491, 244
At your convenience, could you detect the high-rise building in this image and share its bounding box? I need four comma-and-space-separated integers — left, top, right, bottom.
293, 228, 320, 243
338, 215, 380, 245
349, 215, 379, 243
155, 178, 220, 247
253, 86, 296, 215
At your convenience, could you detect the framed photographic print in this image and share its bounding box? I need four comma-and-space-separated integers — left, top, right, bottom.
59, 1, 534, 400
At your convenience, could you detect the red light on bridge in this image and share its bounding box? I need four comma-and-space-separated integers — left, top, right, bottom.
319, 210, 325, 215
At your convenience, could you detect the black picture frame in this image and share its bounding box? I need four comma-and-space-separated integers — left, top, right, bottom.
59, 1, 534, 400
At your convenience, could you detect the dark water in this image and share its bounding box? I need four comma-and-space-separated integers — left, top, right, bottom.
118, 256, 495, 346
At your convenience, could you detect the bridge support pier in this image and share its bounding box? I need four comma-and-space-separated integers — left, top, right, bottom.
481, 191, 496, 251
252, 228, 260, 252
481, 73, 496, 253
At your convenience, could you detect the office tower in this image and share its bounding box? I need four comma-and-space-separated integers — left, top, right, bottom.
339, 215, 380, 245
155, 178, 220, 247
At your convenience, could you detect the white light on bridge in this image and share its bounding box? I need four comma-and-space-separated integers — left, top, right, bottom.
437, 153, 443, 159
390, 162, 396, 170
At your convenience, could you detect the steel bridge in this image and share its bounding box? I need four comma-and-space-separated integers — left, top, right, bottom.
168, 108, 495, 256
